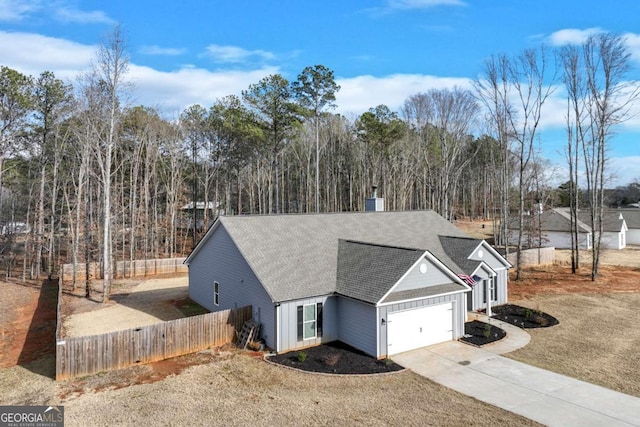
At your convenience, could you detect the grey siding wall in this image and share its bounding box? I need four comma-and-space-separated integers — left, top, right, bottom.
277, 295, 337, 353
467, 244, 510, 311
188, 224, 275, 349
468, 267, 508, 311
378, 292, 466, 358
393, 257, 454, 293
337, 297, 378, 357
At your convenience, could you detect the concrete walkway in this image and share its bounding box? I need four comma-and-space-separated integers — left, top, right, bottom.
393, 341, 640, 426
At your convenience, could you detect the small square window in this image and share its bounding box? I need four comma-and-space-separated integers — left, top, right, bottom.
214, 281, 219, 306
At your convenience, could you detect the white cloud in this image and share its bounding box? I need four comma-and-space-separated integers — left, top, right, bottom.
128, 64, 278, 115
547, 27, 604, 46
204, 44, 275, 64
0, 30, 95, 80
54, 6, 114, 24
387, 0, 466, 9
335, 73, 472, 115
608, 156, 640, 186
139, 45, 187, 56
0, 0, 41, 21
623, 32, 640, 63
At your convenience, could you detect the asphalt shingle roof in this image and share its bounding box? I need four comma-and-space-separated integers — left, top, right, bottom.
336, 240, 426, 304
618, 209, 640, 228
212, 210, 471, 303
439, 236, 483, 273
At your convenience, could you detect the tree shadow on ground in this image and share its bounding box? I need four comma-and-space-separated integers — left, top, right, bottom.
16, 278, 58, 379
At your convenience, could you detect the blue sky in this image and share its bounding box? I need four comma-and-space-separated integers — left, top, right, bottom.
1, 0, 639, 186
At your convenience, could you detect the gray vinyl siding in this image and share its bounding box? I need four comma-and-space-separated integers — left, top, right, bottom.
277, 295, 337, 353
337, 297, 378, 357
468, 266, 508, 311
467, 244, 509, 311
187, 224, 275, 349
392, 257, 454, 293
378, 292, 466, 358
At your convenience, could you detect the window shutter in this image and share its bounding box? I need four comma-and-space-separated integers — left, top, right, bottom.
297, 305, 303, 341
316, 302, 323, 338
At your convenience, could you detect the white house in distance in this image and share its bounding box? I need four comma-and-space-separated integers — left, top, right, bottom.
618, 209, 640, 245
509, 208, 628, 251
184, 195, 510, 358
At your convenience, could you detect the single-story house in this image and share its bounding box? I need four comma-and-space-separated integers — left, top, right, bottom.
185, 204, 510, 359
577, 210, 627, 250
508, 208, 592, 249
509, 208, 628, 250
618, 209, 640, 245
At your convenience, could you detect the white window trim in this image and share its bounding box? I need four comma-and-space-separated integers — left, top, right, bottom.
214, 281, 220, 306
303, 303, 317, 340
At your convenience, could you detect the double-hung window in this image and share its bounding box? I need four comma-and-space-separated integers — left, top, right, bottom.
297, 302, 323, 341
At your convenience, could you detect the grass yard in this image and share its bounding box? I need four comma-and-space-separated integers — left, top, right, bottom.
0, 350, 540, 426
506, 265, 640, 398
507, 293, 640, 398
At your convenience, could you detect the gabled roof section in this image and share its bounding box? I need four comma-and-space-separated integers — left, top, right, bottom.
336, 240, 425, 304
186, 210, 471, 303
577, 210, 626, 232
618, 209, 640, 228
438, 236, 483, 273
534, 208, 592, 233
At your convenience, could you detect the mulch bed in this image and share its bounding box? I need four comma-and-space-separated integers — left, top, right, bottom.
267, 341, 403, 374
491, 304, 559, 328
460, 320, 506, 346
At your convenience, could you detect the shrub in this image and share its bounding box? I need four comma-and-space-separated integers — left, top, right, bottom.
483, 322, 492, 338
322, 352, 341, 366
297, 351, 307, 363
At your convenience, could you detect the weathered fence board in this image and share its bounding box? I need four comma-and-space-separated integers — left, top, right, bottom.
507, 247, 555, 266
60, 257, 188, 282
56, 305, 252, 381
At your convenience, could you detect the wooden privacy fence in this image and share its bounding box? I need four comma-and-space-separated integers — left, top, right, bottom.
60, 257, 187, 282
55, 305, 252, 381
507, 247, 555, 266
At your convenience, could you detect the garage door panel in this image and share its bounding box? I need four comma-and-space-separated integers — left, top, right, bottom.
387, 303, 453, 355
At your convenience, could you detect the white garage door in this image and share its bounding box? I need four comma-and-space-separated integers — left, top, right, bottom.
387, 303, 453, 355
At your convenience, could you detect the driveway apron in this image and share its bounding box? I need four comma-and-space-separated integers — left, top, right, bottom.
393, 341, 640, 427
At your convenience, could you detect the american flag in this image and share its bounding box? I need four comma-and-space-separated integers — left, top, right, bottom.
458, 274, 476, 286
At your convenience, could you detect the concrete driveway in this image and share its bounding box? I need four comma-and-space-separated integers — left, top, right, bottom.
393, 341, 640, 427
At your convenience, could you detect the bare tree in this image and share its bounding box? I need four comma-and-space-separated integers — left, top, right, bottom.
88, 25, 129, 301
508, 46, 556, 280
582, 33, 639, 279
474, 54, 513, 254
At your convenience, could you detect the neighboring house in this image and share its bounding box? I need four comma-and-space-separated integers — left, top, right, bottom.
185, 203, 510, 359
509, 208, 593, 249
508, 208, 628, 250
618, 209, 640, 245
577, 210, 627, 250
179, 201, 219, 230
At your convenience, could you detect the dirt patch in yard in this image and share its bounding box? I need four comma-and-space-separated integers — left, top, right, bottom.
0, 279, 58, 370
508, 264, 640, 300
61, 275, 189, 337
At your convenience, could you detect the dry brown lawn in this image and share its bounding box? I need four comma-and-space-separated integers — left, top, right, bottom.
0, 349, 539, 427
506, 262, 640, 398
